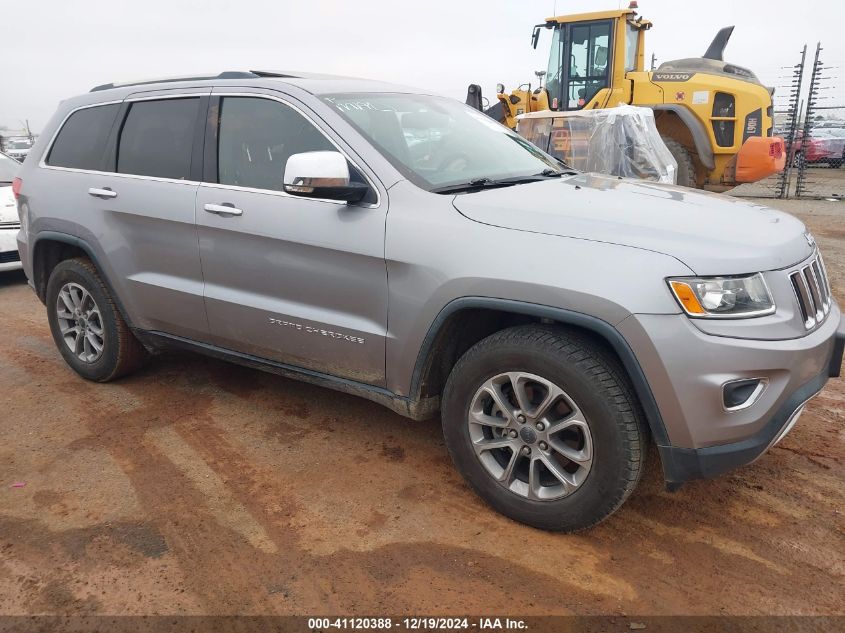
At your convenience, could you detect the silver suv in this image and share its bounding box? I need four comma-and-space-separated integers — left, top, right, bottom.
13, 71, 845, 531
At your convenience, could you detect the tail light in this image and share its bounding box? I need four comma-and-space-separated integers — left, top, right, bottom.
11, 177, 22, 199
770, 139, 784, 158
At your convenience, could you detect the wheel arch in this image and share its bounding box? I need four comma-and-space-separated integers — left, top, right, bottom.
408, 297, 671, 447
31, 231, 134, 328
648, 104, 716, 171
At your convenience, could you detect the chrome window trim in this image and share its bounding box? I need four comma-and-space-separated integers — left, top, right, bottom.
208, 90, 381, 209
38, 99, 124, 171
38, 91, 381, 208
39, 93, 208, 185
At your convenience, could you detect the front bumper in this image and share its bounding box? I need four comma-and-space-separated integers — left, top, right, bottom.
619, 309, 844, 485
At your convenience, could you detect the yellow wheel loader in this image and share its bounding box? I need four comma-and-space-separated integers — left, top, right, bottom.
467, 6, 785, 190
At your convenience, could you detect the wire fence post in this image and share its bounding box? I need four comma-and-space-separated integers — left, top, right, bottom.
776, 45, 807, 198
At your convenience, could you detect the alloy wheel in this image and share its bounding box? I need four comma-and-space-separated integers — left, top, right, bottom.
467, 371, 593, 501
56, 282, 105, 363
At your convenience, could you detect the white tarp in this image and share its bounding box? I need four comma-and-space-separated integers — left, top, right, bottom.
517, 105, 678, 184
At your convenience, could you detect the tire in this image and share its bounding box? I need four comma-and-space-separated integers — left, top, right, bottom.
661, 136, 697, 188
441, 325, 647, 532
792, 151, 804, 169
46, 257, 147, 382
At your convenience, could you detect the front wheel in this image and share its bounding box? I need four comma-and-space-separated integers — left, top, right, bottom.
441, 325, 648, 532
661, 136, 697, 188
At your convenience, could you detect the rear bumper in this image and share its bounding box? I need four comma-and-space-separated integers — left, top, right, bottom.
658, 316, 845, 484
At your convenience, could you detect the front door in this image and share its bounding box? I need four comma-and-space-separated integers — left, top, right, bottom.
195, 92, 388, 386
546, 20, 613, 111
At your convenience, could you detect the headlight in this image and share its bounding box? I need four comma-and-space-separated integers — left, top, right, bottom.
668, 273, 775, 318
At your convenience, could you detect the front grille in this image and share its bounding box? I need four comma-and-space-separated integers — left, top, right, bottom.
0, 250, 20, 264
790, 252, 832, 329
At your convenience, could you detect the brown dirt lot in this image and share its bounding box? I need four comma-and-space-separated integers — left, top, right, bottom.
0, 198, 843, 618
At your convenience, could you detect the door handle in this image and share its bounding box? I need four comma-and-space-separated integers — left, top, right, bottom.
204, 203, 243, 217
88, 187, 117, 199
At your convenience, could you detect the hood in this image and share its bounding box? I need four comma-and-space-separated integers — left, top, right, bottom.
451, 173, 812, 275
0, 186, 17, 224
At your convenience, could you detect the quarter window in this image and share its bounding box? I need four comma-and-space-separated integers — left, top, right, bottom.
46, 104, 120, 170
217, 97, 334, 192
117, 98, 199, 179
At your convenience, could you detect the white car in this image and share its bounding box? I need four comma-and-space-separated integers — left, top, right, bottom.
0, 152, 21, 271
3, 139, 31, 163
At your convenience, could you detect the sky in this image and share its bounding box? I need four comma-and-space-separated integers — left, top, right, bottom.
1, 0, 844, 133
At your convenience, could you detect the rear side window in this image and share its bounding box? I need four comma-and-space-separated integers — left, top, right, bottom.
46, 104, 120, 170
217, 97, 334, 191
117, 98, 199, 179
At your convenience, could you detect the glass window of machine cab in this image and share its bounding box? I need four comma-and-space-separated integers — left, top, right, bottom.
545, 20, 612, 111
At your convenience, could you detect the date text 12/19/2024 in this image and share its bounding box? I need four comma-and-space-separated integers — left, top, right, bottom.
308, 617, 528, 631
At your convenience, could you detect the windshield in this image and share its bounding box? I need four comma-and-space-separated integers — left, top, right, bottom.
0, 153, 19, 182
323, 93, 563, 191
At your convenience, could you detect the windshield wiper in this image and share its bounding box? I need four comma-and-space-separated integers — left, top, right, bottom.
433, 170, 577, 194
432, 178, 517, 194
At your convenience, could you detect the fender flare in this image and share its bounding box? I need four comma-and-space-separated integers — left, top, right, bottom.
31, 230, 135, 328
647, 104, 716, 171
409, 297, 671, 447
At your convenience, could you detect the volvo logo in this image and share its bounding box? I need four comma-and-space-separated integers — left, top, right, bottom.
804, 232, 816, 248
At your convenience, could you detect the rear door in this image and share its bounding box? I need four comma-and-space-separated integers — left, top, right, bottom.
195, 90, 388, 385
89, 92, 210, 341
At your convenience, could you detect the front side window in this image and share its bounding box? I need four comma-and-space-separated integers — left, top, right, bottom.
567, 21, 611, 109
216, 97, 334, 191
46, 104, 120, 170
324, 93, 561, 191
117, 98, 199, 179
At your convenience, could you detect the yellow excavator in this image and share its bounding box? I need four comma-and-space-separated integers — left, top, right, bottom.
466, 4, 784, 190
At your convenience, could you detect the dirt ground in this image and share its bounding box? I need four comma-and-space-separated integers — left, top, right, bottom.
0, 197, 843, 618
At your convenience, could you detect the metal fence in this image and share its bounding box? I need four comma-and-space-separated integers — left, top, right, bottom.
733, 43, 844, 200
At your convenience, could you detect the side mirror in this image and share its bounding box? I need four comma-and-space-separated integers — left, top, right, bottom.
283, 151, 369, 203
531, 25, 542, 49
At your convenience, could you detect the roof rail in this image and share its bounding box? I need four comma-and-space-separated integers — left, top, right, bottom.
89, 71, 260, 92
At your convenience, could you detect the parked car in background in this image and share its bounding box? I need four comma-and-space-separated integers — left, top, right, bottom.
3, 138, 33, 163
11, 71, 845, 531
0, 152, 22, 271
791, 127, 845, 168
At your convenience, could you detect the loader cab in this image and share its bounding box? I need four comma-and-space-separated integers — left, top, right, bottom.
540, 9, 649, 112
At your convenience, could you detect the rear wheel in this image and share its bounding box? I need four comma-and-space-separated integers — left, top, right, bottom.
46, 257, 147, 382
661, 136, 697, 188
441, 325, 648, 532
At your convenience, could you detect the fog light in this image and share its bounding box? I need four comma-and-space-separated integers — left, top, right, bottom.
723, 378, 768, 411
